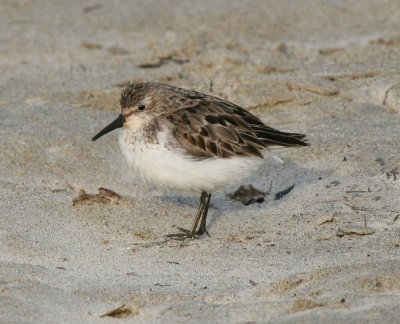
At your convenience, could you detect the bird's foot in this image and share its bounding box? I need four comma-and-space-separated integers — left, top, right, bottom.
165, 227, 208, 241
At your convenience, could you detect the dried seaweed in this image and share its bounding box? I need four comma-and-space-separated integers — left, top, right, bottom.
72, 187, 122, 206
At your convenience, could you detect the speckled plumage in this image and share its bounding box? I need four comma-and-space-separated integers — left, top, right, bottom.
119, 82, 307, 159
93, 82, 308, 238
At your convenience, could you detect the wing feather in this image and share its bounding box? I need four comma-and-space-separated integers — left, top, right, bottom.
163, 98, 307, 159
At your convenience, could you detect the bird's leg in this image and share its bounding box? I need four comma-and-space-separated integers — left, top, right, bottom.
166, 191, 210, 240
186, 191, 210, 237
195, 193, 211, 236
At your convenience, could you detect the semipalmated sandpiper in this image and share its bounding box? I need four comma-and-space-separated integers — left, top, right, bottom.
92, 82, 307, 239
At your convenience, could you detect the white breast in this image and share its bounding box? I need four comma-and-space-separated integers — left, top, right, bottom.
118, 128, 265, 193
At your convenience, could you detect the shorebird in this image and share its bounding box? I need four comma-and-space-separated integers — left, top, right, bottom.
92, 82, 307, 239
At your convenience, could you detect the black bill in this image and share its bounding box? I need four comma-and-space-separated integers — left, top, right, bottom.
92, 114, 125, 141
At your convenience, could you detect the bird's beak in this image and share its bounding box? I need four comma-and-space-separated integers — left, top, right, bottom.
92, 114, 125, 141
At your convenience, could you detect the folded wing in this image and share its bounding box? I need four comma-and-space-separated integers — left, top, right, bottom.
165, 98, 308, 160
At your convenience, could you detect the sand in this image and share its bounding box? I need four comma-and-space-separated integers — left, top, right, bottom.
1, 1, 399, 323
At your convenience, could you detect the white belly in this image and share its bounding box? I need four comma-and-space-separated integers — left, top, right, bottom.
118, 129, 265, 193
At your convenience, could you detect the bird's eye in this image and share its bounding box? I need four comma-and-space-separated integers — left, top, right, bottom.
138, 104, 145, 111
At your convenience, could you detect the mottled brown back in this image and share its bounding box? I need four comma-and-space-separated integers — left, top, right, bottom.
163, 92, 307, 159
118, 82, 307, 159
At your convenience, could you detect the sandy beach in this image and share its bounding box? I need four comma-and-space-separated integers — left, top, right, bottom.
1, 1, 399, 322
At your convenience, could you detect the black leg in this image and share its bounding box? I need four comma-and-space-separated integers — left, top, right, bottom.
166, 191, 211, 240
187, 191, 209, 237
196, 193, 211, 236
